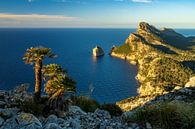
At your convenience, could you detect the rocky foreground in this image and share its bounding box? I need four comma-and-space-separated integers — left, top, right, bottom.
0, 85, 150, 129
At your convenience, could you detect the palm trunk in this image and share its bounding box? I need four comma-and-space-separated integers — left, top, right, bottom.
34, 59, 43, 102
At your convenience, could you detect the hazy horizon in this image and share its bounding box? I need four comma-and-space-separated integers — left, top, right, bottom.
0, 0, 195, 28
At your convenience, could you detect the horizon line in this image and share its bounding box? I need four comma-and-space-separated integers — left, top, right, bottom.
0, 27, 195, 29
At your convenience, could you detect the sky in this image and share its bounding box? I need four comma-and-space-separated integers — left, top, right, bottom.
0, 0, 195, 28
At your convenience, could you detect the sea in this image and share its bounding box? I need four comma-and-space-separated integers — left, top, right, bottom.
0, 28, 194, 103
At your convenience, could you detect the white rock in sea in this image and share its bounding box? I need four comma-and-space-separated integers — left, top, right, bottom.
93, 46, 104, 57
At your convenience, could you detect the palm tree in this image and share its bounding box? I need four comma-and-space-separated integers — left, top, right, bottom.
43, 64, 76, 109
23, 47, 56, 102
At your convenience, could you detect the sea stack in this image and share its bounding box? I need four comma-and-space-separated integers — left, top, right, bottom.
93, 45, 105, 57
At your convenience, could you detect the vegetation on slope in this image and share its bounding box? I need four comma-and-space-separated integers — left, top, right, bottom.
111, 22, 195, 97
126, 101, 195, 129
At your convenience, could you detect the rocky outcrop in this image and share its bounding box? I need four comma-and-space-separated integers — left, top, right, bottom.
93, 46, 104, 57
0, 85, 148, 129
117, 86, 195, 111
111, 22, 195, 111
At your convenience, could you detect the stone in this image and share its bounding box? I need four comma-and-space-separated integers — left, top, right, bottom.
70, 118, 81, 129
146, 122, 152, 129
185, 76, 195, 87
57, 118, 65, 125
25, 123, 42, 129
13, 84, 29, 94
17, 113, 42, 128
94, 109, 111, 119
93, 46, 104, 57
1, 116, 18, 129
0, 101, 6, 108
45, 115, 58, 124
0, 116, 4, 126
130, 123, 139, 128
44, 123, 62, 129
69, 106, 87, 115
0, 108, 20, 118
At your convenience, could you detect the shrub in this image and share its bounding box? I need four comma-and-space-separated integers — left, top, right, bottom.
72, 96, 99, 112
100, 104, 123, 116
126, 101, 195, 129
19, 96, 48, 115
19, 100, 43, 115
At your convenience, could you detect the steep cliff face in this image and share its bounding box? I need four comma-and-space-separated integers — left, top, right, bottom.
111, 22, 195, 111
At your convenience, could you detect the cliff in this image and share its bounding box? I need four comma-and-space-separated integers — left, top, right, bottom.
111, 22, 195, 111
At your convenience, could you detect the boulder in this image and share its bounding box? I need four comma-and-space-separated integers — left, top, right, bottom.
45, 115, 58, 125
0, 108, 20, 118
17, 113, 42, 128
0, 101, 6, 108
70, 118, 81, 129
93, 46, 104, 57
44, 123, 62, 129
94, 109, 111, 119
0, 116, 4, 126
68, 106, 87, 115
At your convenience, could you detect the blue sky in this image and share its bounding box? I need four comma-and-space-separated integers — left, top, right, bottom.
0, 0, 194, 28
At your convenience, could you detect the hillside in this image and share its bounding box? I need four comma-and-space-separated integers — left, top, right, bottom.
111, 22, 195, 111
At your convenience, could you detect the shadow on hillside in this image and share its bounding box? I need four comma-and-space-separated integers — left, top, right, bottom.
149, 44, 177, 54
182, 61, 195, 71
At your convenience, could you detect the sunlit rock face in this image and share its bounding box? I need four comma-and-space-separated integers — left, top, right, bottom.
111, 22, 195, 111
93, 46, 104, 57
185, 76, 195, 87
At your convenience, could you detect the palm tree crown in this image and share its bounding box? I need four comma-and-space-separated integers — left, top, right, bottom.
23, 47, 56, 64
23, 46, 56, 102
43, 64, 76, 99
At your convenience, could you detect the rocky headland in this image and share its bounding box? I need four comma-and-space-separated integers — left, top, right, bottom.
111, 22, 195, 111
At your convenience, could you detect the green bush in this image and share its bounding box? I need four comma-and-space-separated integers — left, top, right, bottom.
126, 101, 195, 129
100, 104, 123, 116
72, 96, 99, 112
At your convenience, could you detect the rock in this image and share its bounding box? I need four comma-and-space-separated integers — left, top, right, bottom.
17, 113, 42, 128
70, 118, 81, 129
130, 123, 139, 128
45, 115, 58, 124
25, 123, 42, 129
174, 86, 182, 91
57, 118, 65, 125
0, 108, 20, 118
93, 46, 104, 57
0, 116, 4, 126
1, 116, 19, 129
1, 113, 42, 129
146, 122, 152, 129
13, 84, 29, 94
69, 106, 87, 115
185, 76, 195, 87
0, 101, 6, 108
44, 123, 62, 129
94, 109, 111, 119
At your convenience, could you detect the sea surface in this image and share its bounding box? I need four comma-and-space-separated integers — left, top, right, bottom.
0, 28, 194, 103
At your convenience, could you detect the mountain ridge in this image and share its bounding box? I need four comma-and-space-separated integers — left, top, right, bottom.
111, 22, 195, 111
